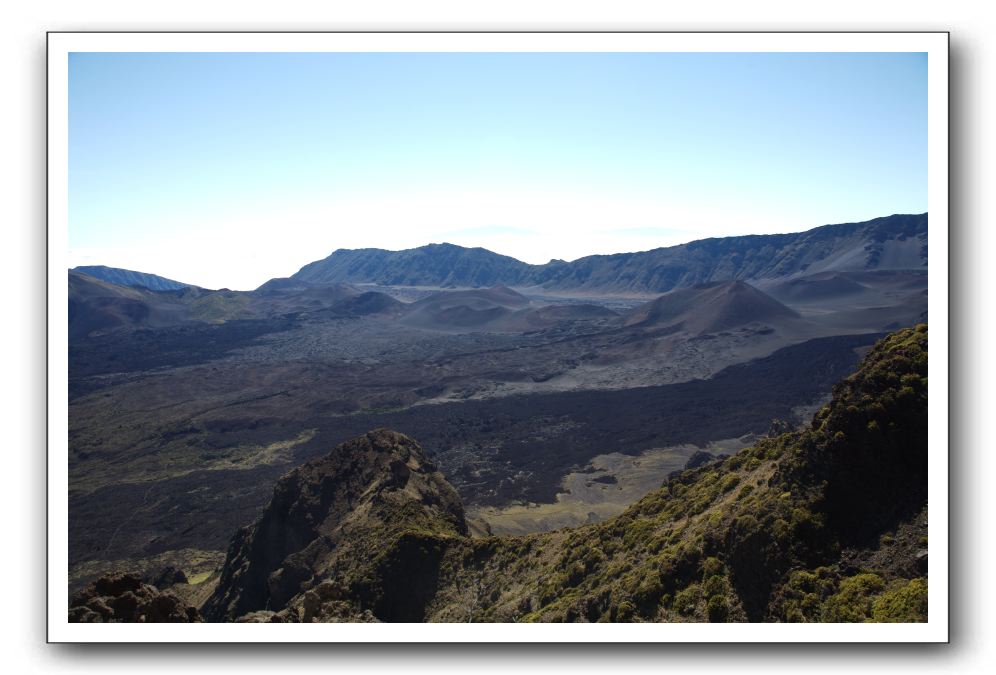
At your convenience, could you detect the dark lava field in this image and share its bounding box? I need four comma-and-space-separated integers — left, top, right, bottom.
67, 219, 929, 590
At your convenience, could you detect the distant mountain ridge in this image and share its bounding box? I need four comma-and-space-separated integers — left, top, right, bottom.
67, 271, 400, 340
291, 213, 927, 294
293, 242, 537, 289
72, 265, 197, 292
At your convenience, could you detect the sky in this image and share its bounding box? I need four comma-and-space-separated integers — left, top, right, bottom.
68, 52, 927, 290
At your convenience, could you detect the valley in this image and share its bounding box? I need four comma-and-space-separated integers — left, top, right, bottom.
66, 214, 929, 607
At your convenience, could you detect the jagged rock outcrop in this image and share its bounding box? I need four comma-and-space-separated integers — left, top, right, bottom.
685, 450, 718, 470
68, 573, 202, 623
203, 429, 468, 622
147, 565, 188, 589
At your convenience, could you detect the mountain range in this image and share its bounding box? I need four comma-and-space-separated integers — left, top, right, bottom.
291, 213, 927, 294
71, 265, 196, 292
72, 213, 927, 299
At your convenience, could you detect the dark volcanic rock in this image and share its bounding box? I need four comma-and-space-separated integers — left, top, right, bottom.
68, 573, 202, 623
685, 450, 717, 470
147, 565, 188, 589
203, 429, 468, 623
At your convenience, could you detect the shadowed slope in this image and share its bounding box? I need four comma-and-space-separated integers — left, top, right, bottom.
765, 272, 869, 302
623, 281, 800, 334
399, 286, 531, 331
68, 272, 190, 339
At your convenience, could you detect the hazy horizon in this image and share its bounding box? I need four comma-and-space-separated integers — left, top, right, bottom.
69, 52, 927, 290
69, 210, 928, 290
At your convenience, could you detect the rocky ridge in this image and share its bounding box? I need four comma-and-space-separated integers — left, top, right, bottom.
291, 213, 927, 294
72, 265, 196, 292
68, 573, 202, 623
202, 429, 467, 622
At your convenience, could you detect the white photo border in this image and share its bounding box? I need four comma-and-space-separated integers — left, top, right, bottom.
47, 31, 949, 643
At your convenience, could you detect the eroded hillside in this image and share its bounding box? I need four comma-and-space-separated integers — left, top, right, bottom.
183, 326, 927, 623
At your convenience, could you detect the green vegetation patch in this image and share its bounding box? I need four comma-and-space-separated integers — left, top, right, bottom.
871, 578, 928, 623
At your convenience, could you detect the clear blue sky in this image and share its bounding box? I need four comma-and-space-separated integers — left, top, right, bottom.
69, 52, 927, 290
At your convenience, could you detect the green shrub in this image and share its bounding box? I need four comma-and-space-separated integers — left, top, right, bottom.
706, 595, 729, 622
622, 519, 656, 548
633, 573, 665, 613
785, 606, 806, 622
703, 574, 727, 599
790, 507, 821, 539
772, 518, 792, 544
615, 599, 636, 622
673, 584, 702, 616
821, 573, 885, 622
871, 578, 927, 622
564, 561, 587, 587
701, 557, 724, 578
719, 474, 740, 493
